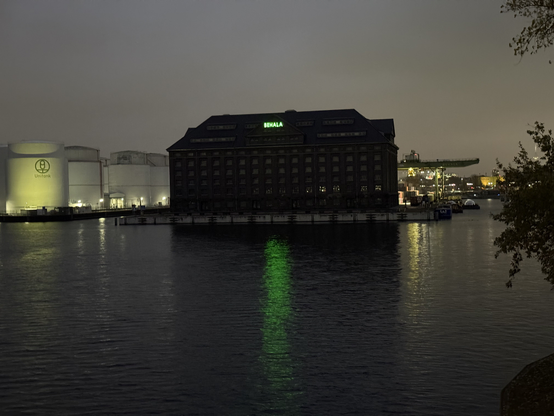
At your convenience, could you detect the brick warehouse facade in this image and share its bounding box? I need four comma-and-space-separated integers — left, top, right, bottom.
167, 109, 398, 213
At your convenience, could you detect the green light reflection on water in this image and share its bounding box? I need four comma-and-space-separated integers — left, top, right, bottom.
259, 236, 300, 414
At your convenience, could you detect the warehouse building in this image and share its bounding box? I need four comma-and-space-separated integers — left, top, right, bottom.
167, 109, 398, 213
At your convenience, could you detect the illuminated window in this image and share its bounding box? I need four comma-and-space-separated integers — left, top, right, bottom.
361, 185, 368, 192
333, 185, 340, 192
306, 186, 313, 193
375, 184, 382, 191
319, 186, 326, 193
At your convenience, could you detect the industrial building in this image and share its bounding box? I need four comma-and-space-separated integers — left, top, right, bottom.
167, 109, 398, 213
0, 142, 169, 214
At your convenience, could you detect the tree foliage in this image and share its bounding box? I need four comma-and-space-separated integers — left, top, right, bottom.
493, 122, 554, 286
502, 0, 554, 62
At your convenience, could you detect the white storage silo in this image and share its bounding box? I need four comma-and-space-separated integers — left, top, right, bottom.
148, 153, 170, 206
109, 151, 151, 207
0, 145, 8, 213
66, 146, 103, 208
6, 141, 69, 213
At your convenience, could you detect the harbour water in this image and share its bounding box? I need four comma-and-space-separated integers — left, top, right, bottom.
0, 199, 552, 415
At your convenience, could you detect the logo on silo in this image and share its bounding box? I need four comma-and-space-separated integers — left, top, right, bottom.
35, 159, 50, 174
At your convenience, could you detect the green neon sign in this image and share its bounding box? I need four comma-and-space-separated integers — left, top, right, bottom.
264, 121, 283, 128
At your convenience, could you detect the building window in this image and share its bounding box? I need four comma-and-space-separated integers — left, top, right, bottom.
319, 186, 326, 193
361, 185, 368, 192
332, 166, 339, 172
292, 157, 298, 163
293, 187, 299, 194
306, 186, 313, 194
346, 166, 353, 172
188, 170, 195, 176
319, 198, 327, 206
332, 156, 339, 162
265, 178, 272, 184
213, 187, 221, 195
319, 156, 326, 163
176, 171, 182, 177
252, 158, 259, 165
375, 165, 382, 171
200, 179, 207, 186
305, 167, 312, 173
213, 179, 220, 185
279, 157, 285, 164
226, 159, 233, 166
333, 185, 340, 192
319, 176, 326, 183
346, 155, 353, 162
252, 168, 259, 174
360, 174, 368, 181
201, 170, 207, 176
347, 175, 354, 182
375, 184, 382, 191
239, 169, 246, 175
305, 156, 312, 163
265, 168, 272, 174
239, 178, 246, 185
226, 179, 233, 185
188, 161, 195, 167
188, 179, 195, 186
375, 175, 382, 181
374, 154, 382, 161
305, 177, 313, 183
306, 200, 314, 207
319, 166, 326, 173
175, 180, 183, 187
360, 165, 367, 171
360, 155, 367, 161
213, 170, 220, 176
278, 177, 285, 184
175, 161, 182, 168
239, 159, 246, 165
226, 169, 233, 176
279, 187, 286, 195
265, 158, 272, 165
253, 187, 260, 195
292, 177, 299, 183
266, 188, 272, 194
292, 167, 298, 174
279, 168, 285, 174
213, 160, 220, 166
333, 176, 339, 182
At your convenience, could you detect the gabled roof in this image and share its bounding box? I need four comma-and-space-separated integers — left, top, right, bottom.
167, 109, 396, 151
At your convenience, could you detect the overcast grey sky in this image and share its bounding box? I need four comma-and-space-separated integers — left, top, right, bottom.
1, 0, 552, 174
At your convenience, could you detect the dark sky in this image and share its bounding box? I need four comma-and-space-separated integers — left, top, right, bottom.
2, 1, 552, 174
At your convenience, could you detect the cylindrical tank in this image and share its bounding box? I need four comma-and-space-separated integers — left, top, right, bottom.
148, 153, 170, 206
6, 141, 68, 212
65, 146, 103, 208
0, 145, 8, 213
109, 151, 151, 207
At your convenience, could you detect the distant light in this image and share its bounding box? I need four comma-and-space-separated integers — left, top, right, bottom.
99, 198, 104, 202
162, 197, 166, 200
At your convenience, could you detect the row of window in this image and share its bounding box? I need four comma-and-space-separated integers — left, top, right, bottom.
175, 174, 382, 186
175, 154, 382, 168
203, 119, 356, 131
177, 184, 382, 196
172, 145, 383, 158
177, 165, 382, 177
